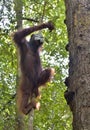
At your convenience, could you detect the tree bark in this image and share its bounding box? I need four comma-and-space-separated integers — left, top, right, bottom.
64, 0, 90, 130
14, 0, 35, 129
14, 0, 23, 29
14, 0, 24, 130
28, 109, 34, 130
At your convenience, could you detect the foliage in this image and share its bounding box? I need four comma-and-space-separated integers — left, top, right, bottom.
0, 0, 72, 129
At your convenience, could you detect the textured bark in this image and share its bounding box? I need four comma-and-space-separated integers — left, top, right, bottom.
64, 0, 90, 130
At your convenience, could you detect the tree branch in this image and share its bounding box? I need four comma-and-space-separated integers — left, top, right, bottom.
22, 17, 39, 23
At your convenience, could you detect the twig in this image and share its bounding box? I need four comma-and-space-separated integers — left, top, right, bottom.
0, 93, 16, 112
22, 17, 39, 23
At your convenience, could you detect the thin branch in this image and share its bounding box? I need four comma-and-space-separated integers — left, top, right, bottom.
0, 93, 16, 112
40, 1, 47, 23
22, 17, 39, 23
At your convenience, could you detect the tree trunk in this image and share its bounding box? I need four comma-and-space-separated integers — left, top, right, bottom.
14, 0, 23, 29
14, 0, 35, 129
64, 0, 90, 130
14, 0, 25, 130
28, 109, 34, 130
